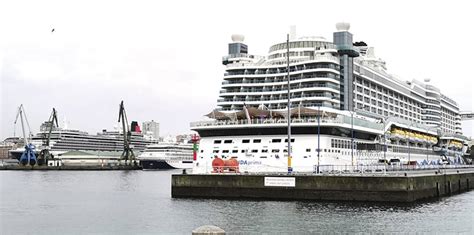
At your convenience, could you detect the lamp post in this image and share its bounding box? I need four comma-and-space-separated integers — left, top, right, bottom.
406, 122, 417, 167
317, 105, 321, 174
407, 128, 411, 165
286, 34, 292, 174
380, 117, 389, 175
425, 126, 438, 163
351, 110, 354, 166
381, 117, 387, 163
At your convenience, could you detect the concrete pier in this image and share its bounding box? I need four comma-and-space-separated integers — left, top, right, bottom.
0, 165, 141, 171
172, 169, 474, 202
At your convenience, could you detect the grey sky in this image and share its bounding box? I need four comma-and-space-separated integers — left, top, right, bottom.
0, 0, 473, 140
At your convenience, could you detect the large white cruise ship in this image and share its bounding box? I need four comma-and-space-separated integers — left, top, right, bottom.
190, 23, 470, 174
9, 121, 158, 159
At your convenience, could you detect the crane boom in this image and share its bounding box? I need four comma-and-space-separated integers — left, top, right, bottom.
118, 101, 135, 165
14, 104, 37, 166
38, 108, 59, 165
14, 105, 29, 145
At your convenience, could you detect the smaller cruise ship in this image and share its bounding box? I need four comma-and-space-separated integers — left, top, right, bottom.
138, 143, 194, 170
9, 121, 158, 159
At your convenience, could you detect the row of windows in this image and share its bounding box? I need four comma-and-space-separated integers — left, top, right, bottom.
226, 63, 339, 76
209, 148, 350, 154
213, 139, 295, 144
269, 41, 335, 52
354, 102, 421, 123
355, 77, 421, 106
268, 51, 318, 59
331, 139, 356, 149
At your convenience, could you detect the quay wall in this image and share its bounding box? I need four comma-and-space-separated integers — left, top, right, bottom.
172, 172, 474, 202
0, 165, 141, 171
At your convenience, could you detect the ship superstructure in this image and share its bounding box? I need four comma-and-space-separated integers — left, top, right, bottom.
192, 23, 470, 173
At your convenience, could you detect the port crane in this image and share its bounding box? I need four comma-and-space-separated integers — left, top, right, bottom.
14, 104, 37, 166
38, 108, 58, 165
118, 101, 136, 165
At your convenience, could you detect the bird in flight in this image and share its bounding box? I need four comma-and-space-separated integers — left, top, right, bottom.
51, 28, 55, 33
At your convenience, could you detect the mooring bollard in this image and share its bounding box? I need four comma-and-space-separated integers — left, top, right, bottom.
192, 225, 225, 235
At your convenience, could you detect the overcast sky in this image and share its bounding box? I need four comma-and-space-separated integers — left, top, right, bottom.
0, 0, 473, 140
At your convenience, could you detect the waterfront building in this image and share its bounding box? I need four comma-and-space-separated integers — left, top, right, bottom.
142, 120, 160, 140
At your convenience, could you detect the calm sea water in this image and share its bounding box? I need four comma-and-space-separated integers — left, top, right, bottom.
1, 170, 473, 234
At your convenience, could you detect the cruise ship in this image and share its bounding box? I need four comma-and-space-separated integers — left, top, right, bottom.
138, 143, 194, 169
191, 23, 471, 174
9, 121, 158, 159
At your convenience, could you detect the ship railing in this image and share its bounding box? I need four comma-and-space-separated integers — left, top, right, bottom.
191, 116, 383, 130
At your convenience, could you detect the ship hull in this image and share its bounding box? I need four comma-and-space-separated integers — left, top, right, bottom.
140, 159, 193, 170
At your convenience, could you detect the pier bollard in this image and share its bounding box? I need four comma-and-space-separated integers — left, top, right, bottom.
192, 225, 225, 235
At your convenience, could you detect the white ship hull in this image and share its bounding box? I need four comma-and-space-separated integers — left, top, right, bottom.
192, 134, 462, 174
138, 143, 194, 170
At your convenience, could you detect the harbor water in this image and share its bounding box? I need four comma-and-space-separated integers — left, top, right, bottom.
1, 170, 473, 234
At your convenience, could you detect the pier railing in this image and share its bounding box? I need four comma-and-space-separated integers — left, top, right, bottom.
194, 163, 474, 175
314, 164, 474, 175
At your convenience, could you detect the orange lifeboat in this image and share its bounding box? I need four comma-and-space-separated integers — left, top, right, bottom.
212, 157, 225, 173
211, 157, 240, 173
224, 158, 239, 173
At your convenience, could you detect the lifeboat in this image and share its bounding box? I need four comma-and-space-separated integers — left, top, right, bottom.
211, 157, 225, 173
212, 157, 239, 173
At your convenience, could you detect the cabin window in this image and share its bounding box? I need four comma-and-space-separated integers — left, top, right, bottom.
284, 139, 295, 143
251, 149, 258, 153
241, 150, 246, 153
272, 149, 280, 153
232, 150, 238, 153
262, 149, 268, 153
242, 139, 250, 143
223, 150, 229, 153
200, 150, 204, 153
213, 150, 219, 153
272, 139, 282, 143
253, 139, 261, 143
214, 140, 222, 144
306, 148, 311, 152
224, 140, 232, 144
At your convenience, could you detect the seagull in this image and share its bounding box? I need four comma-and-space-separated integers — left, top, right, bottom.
51, 28, 55, 33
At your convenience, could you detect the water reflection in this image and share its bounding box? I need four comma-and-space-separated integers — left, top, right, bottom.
1, 170, 473, 234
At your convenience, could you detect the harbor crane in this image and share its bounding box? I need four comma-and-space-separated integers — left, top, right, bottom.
118, 101, 136, 165
14, 104, 37, 166
38, 108, 58, 165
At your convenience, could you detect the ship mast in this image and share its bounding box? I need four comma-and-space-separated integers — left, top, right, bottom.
286, 34, 292, 174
